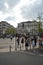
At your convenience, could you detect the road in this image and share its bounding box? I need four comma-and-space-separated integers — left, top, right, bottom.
0, 51, 43, 65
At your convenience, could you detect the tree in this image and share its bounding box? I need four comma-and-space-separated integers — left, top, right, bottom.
37, 13, 43, 33
38, 22, 42, 33
5, 27, 16, 35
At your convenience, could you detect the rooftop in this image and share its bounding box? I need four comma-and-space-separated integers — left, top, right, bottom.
19, 20, 38, 24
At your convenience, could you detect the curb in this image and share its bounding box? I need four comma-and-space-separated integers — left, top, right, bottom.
20, 51, 43, 56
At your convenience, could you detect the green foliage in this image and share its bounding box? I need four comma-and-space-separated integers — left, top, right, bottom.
5, 27, 16, 35
38, 22, 42, 32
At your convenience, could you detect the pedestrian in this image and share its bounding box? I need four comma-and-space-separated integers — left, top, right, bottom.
29, 38, 32, 50
25, 38, 28, 50
10, 36, 12, 40
20, 44, 21, 51
9, 45, 12, 53
17, 37, 19, 46
41, 39, 43, 48
32, 39, 35, 50
34, 36, 37, 46
39, 39, 42, 47
21, 37, 24, 47
36, 39, 39, 51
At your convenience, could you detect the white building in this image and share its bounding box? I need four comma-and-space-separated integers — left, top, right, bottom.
17, 21, 39, 35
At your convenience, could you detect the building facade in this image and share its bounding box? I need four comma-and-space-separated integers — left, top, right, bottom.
0, 21, 14, 34
17, 21, 39, 35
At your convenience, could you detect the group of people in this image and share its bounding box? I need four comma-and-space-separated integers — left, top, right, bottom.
16, 35, 43, 50
16, 35, 35, 50
9, 35, 43, 52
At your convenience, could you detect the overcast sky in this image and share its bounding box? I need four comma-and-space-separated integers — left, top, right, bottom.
0, 0, 43, 27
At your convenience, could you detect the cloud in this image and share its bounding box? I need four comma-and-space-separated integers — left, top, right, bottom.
0, 0, 21, 27
0, 0, 20, 12
13, 0, 31, 23
5, 16, 15, 21
0, 0, 43, 27
0, 0, 20, 20
4, 2, 9, 9
6, 0, 20, 9
0, 0, 5, 11
0, 11, 10, 21
21, 0, 43, 20
0, 10, 16, 27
